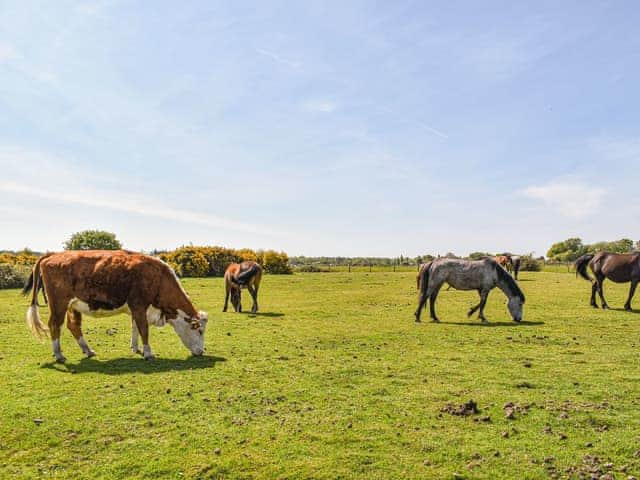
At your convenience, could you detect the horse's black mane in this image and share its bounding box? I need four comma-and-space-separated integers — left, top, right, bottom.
492, 260, 525, 301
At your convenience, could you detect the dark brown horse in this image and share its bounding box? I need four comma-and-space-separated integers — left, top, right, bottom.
575, 252, 640, 310
223, 261, 262, 313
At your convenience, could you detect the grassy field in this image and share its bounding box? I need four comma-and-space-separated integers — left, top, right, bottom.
1, 271, 639, 479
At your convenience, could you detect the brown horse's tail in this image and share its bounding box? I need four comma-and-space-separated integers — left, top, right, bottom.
574, 254, 594, 282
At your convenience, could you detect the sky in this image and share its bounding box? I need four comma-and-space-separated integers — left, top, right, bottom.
1, 1, 638, 257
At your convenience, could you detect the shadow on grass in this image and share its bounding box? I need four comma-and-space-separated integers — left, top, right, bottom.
441, 320, 545, 327
608, 307, 640, 314
225, 311, 285, 318
40, 354, 226, 375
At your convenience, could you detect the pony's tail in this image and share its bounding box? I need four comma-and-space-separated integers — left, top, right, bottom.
234, 264, 259, 285
417, 262, 431, 296
24, 257, 49, 341
574, 254, 594, 282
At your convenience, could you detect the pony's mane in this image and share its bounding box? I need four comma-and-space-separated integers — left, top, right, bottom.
492, 260, 525, 301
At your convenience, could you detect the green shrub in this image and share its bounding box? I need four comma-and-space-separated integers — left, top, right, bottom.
0, 263, 30, 289
295, 265, 330, 273
517, 255, 541, 272
158, 246, 292, 277
261, 250, 292, 274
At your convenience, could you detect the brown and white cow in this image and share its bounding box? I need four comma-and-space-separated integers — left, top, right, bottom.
23, 250, 208, 363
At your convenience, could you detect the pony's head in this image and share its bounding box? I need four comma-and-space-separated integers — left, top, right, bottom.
230, 288, 241, 312
507, 296, 524, 322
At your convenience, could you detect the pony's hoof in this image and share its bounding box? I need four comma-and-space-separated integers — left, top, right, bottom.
602, 305, 610, 310
480, 318, 488, 324
467, 310, 474, 318
430, 318, 440, 323
624, 305, 632, 311
55, 355, 67, 364
85, 350, 96, 358
591, 304, 598, 309
143, 354, 155, 361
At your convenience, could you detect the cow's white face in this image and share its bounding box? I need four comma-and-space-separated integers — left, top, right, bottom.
168, 310, 208, 356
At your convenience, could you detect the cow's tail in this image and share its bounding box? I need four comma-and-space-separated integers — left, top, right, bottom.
234, 264, 259, 285
574, 254, 594, 282
24, 257, 49, 341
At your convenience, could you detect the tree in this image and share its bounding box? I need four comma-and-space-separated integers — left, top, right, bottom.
468, 251, 491, 260
546, 238, 586, 262
64, 230, 122, 251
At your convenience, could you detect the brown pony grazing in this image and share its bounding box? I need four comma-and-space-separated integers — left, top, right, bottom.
223, 261, 262, 313
575, 252, 640, 310
493, 255, 513, 273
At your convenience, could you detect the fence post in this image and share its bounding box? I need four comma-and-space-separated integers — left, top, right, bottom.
369, 263, 372, 273
348, 263, 351, 273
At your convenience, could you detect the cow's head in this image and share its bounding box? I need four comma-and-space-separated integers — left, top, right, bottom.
168, 310, 208, 356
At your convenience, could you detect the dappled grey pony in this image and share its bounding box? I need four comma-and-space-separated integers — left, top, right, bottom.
414, 258, 525, 323
574, 252, 640, 310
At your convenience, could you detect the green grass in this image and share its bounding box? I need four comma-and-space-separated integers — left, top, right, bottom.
1, 272, 639, 479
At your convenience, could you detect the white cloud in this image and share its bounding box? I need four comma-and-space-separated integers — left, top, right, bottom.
521, 178, 605, 218
302, 99, 337, 113
255, 48, 301, 69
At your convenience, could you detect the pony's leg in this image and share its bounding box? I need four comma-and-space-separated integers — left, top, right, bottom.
624, 279, 638, 311
596, 276, 609, 309
247, 284, 258, 313
590, 282, 598, 308
468, 290, 482, 317
66, 310, 96, 358
414, 289, 429, 322
429, 285, 443, 322
223, 283, 230, 312
477, 290, 490, 323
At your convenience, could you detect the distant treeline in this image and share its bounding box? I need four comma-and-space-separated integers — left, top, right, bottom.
547, 238, 640, 262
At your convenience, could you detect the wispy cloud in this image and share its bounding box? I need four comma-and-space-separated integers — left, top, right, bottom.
0, 43, 17, 63
379, 106, 448, 139
255, 48, 301, 69
521, 178, 605, 218
302, 99, 337, 113
0, 145, 285, 237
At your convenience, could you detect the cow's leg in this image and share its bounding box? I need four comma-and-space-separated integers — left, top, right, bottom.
624, 279, 638, 311
247, 284, 259, 313
130, 319, 141, 354
66, 310, 96, 358
476, 289, 490, 323
48, 301, 67, 363
131, 306, 154, 360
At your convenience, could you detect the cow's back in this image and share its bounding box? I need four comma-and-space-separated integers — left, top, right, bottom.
40, 250, 165, 310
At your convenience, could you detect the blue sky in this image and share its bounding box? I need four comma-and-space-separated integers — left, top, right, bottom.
1, 1, 638, 257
